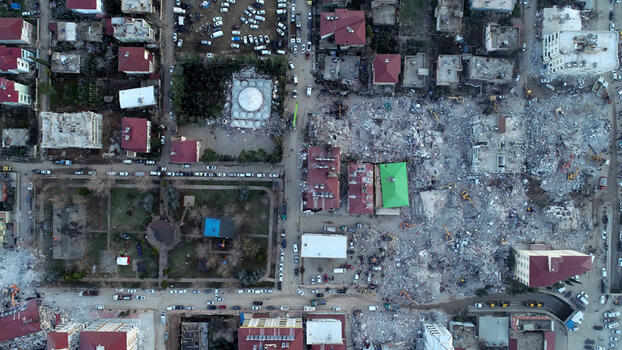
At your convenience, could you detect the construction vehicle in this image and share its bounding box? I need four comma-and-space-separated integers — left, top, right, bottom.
567, 168, 580, 181
487, 301, 496, 307
560, 154, 575, 172
460, 191, 476, 208
525, 301, 543, 308
443, 224, 453, 242
439, 182, 456, 189
400, 222, 421, 230
400, 290, 415, 301
499, 301, 510, 307
384, 303, 400, 310
447, 96, 464, 104
457, 277, 466, 287
524, 85, 532, 99
9, 284, 18, 306
428, 109, 440, 123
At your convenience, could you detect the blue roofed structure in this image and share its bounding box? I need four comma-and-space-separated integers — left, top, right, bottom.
203, 217, 236, 238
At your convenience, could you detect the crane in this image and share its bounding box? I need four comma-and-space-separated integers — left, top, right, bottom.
460, 190, 476, 208
10, 284, 18, 306
443, 224, 453, 242
567, 168, 580, 181
447, 96, 464, 104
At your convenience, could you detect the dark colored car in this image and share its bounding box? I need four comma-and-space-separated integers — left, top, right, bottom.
253, 301, 263, 306
336, 288, 347, 294
316, 293, 324, 297
323, 274, 328, 283
282, 239, 287, 248
232, 24, 240, 29
611, 11, 615, 21
594, 325, 604, 330
174, 305, 184, 310
207, 305, 217, 310
294, 267, 299, 276
267, 305, 276, 310
277, 281, 282, 290
232, 306, 241, 310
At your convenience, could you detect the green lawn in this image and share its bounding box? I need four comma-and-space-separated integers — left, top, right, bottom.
400, 0, 427, 25
85, 232, 108, 267
167, 241, 197, 279
110, 188, 158, 230
180, 189, 269, 235
50, 80, 101, 111
244, 237, 268, 270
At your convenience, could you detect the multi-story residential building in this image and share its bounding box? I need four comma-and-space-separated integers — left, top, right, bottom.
0, 18, 34, 45
0, 78, 31, 106
118, 47, 154, 74
0, 46, 34, 74
66, 0, 103, 14
111, 17, 155, 43
513, 244, 592, 287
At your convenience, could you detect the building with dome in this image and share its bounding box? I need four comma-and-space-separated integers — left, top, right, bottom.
230, 78, 273, 128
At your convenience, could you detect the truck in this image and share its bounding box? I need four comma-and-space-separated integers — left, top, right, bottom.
281, 204, 287, 220
384, 303, 399, 310
333, 268, 345, 273
173, 6, 186, 13
599, 176, 608, 189
79, 290, 99, 296
113, 294, 132, 300
310, 299, 326, 306
303, 305, 316, 311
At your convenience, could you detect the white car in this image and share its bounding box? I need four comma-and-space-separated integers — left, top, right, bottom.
252, 305, 261, 310
231, 43, 240, 48
221, 2, 229, 7
214, 20, 223, 27
279, 273, 283, 281
603, 267, 608, 277
296, 288, 304, 295
206, 301, 214, 305
220, 8, 229, 13
136, 295, 145, 300
177, 39, 183, 48
306, 84, 312, 96
293, 243, 298, 253
213, 16, 223, 22
289, 61, 294, 69
276, 28, 285, 36
605, 311, 621, 318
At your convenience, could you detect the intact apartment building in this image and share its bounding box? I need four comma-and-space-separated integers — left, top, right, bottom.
238, 316, 304, 350
118, 47, 154, 74
513, 244, 592, 287
319, 9, 366, 49
47, 322, 86, 350
423, 323, 454, 350
47, 320, 139, 350
66, 0, 103, 14
0, 78, 31, 106
0, 18, 34, 45
121, 117, 151, 155
0, 46, 34, 74
111, 17, 155, 43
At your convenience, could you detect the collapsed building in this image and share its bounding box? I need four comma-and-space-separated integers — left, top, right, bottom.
471, 114, 525, 174
436, 55, 462, 86
434, 0, 463, 33
484, 23, 520, 53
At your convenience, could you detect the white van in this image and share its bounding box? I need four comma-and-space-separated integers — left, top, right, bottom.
211, 31, 224, 39
368, 306, 378, 311
333, 268, 345, 273
276, 49, 286, 55
261, 50, 272, 55
178, 16, 185, 25
293, 75, 298, 84
254, 45, 266, 50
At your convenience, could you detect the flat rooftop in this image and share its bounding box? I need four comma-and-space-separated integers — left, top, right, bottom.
436, 55, 462, 86
111, 17, 154, 41
472, 114, 525, 174
2, 128, 29, 147
402, 53, 428, 88
542, 6, 581, 33
40, 111, 103, 149
301, 234, 347, 259
470, 0, 515, 12
467, 56, 514, 83
485, 23, 520, 51
51, 52, 81, 73
322, 55, 360, 82
435, 0, 463, 33
544, 31, 619, 75
121, 0, 153, 13
371, 0, 397, 25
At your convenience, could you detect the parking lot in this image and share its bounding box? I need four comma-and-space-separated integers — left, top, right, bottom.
174, 0, 288, 56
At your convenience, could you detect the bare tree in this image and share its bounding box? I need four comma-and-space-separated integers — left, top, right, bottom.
135, 175, 154, 192
86, 174, 115, 197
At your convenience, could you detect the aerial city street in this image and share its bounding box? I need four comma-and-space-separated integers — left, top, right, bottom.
0, 0, 622, 349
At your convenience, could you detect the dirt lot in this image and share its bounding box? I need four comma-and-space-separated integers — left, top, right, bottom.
177, 0, 283, 56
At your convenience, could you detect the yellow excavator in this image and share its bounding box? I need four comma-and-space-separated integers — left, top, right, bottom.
461, 190, 476, 208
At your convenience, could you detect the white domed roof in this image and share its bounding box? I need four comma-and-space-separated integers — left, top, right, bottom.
238, 87, 264, 112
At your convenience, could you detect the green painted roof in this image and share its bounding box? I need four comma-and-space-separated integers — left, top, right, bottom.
379, 162, 409, 208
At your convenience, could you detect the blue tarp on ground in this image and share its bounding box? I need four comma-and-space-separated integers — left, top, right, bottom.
11, 3, 21, 10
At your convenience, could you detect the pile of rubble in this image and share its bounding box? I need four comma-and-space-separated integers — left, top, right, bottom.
351, 308, 449, 347
314, 94, 597, 304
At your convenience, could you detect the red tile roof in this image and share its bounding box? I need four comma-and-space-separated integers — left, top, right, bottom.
0, 46, 23, 71
121, 117, 149, 153
0, 78, 19, 103
0, 299, 41, 342
509, 338, 517, 350
79, 331, 127, 350
303, 147, 341, 212
118, 47, 153, 73
170, 140, 200, 163
348, 163, 373, 215
373, 54, 401, 84
47, 332, 69, 350
0, 18, 24, 40
238, 325, 304, 350
319, 9, 365, 45
66, 0, 99, 10
529, 254, 592, 287
306, 313, 346, 350
544, 331, 555, 350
